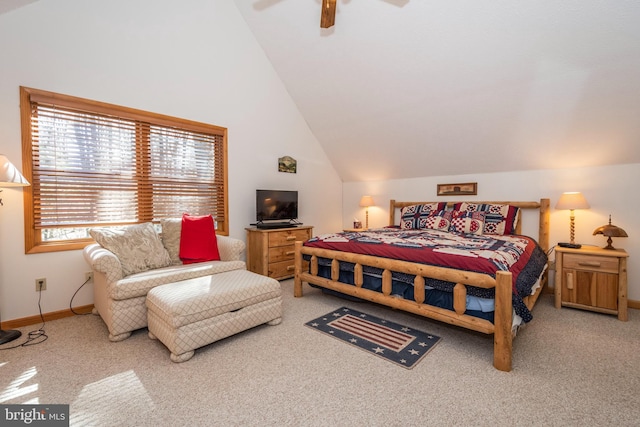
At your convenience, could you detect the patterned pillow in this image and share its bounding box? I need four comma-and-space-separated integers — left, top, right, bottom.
448, 210, 485, 235
454, 203, 520, 235
400, 202, 446, 229
422, 210, 452, 231
160, 218, 182, 265
89, 223, 172, 276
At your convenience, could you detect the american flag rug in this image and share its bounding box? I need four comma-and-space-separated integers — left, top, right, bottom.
305, 307, 441, 369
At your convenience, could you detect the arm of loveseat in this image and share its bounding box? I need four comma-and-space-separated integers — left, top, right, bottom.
217, 235, 246, 261
83, 243, 124, 283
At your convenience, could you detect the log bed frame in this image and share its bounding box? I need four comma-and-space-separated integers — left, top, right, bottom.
294, 198, 550, 371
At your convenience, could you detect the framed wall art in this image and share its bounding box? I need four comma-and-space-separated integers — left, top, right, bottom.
437, 182, 477, 196
278, 156, 297, 173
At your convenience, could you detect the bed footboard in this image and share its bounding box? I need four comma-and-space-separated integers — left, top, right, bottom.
294, 241, 514, 371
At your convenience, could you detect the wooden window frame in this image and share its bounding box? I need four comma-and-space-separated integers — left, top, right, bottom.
20, 87, 229, 254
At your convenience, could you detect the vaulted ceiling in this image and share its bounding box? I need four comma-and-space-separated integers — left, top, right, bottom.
4, 1, 640, 182
234, 0, 640, 181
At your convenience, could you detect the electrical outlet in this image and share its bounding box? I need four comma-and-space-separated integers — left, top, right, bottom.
36, 278, 47, 291
85, 272, 93, 283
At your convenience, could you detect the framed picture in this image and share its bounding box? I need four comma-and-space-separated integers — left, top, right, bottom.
278, 156, 297, 173
437, 182, 477, 196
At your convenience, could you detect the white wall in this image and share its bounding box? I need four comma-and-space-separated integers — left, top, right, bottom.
343, 164, 640, 301
0, 0, 343, 321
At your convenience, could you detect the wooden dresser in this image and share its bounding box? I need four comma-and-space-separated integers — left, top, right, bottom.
554, 245, 628, 321
245, 226, 313, 280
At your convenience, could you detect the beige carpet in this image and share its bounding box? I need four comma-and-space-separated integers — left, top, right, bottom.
1, 280, 639, 426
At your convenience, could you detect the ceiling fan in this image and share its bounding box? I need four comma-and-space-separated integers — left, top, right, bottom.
320, 0, 337, 28
254, 0, 406, 29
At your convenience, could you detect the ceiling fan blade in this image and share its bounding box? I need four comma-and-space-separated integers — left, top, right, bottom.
320, 0, 336, 28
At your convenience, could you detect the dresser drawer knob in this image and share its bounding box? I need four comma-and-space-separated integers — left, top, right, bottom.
286, 251, 295, 256
286, 236, 296, 241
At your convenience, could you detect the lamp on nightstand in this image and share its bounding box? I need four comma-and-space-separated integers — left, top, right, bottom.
359, 195, 374, 229
555, 191, 590, 248
0, 154, 30, 345
593, 215, 628, 250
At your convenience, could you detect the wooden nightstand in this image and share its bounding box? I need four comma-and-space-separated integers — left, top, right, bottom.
554, 245, 628, 321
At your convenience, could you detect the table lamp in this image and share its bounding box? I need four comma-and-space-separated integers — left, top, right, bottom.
593, 215, 628, 250
0, 154, 30, 345
359, 195, 374, 229
555, 191, 589, 249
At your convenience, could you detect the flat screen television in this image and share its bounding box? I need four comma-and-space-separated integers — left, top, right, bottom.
256, 190, 299, 224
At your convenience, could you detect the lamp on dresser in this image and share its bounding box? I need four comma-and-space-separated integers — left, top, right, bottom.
555, 191, 589, 249
359, 195, 374, 229
0, 154, 30, 345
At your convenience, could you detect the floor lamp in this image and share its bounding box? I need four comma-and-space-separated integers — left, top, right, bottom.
0, 154, 30, 345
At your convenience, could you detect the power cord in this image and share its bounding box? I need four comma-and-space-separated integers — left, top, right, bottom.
0, 281, 48, 350
70, 276, 92, 315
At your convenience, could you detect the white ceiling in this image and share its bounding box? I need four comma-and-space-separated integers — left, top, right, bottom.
233, 0, 640, 181
4, 1, 639, 182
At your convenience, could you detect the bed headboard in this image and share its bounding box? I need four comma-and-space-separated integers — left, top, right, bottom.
389, 199, 550, 253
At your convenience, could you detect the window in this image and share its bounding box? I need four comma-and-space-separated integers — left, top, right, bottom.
20, 87, 228, 253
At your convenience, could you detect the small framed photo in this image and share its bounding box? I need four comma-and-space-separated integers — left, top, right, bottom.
437, 182, 477, 196
278, 156, 297, 173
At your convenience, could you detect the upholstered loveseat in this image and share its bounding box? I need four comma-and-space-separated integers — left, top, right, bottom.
83, 219, 246, 342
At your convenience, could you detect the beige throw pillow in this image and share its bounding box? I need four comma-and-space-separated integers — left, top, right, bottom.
89, 223, 172, 276
160, 218, 182, 265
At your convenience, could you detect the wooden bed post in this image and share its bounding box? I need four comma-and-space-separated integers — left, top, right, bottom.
539, 198, 550, 254
294, 241, 303, 297
493, 271, 513, 372
389, 199, 396, 225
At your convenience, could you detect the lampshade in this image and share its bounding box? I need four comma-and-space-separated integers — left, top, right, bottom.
593, 215, 628, 250
0, 154, 29, 187
555, 192, 589, 210
359, 195, 374, 207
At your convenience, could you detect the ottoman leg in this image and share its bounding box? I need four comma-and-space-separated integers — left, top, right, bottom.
267, 317, 282, 326
171, 350, 195, 363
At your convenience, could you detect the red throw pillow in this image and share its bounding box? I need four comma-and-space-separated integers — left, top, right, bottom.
179, 214, 220, 264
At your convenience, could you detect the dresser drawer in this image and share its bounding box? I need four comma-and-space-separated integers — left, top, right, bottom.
269, 245, 296, 263
563, 254, 619, 274
268, 260, 297, 279
268, 229, 311, 247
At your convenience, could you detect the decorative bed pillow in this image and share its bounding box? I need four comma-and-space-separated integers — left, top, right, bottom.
160, 218, 182, 265
448, 210, 485, 235
179, 214, 220, 264
454, 203, 520, 235
89, 222, 172, 276
400, 202, 446, 229
422, 210, 452, 231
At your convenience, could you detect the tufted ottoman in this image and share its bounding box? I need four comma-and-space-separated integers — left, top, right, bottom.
146, 269, 282, 362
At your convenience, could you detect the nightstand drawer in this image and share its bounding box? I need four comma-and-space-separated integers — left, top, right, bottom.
563, 254, 619, 274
